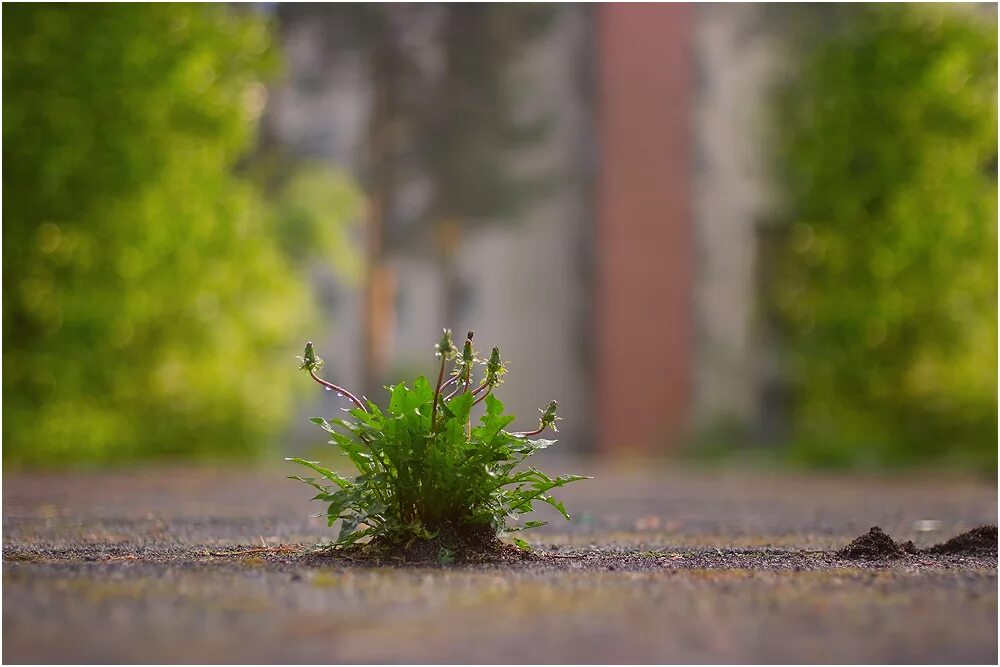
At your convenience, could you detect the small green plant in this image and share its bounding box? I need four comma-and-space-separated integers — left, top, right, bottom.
288, 329, 588, 555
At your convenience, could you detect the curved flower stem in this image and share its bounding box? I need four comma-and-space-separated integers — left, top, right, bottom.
308, 370, 368, 413
441, 369, 462, 392
444, 362, 475, 402
471, 382, 489, 397
471, 387, 492, 407
511, 424, 546, 438
443, 381, 464, 401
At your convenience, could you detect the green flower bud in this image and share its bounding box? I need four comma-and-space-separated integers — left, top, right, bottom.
485, 346, 507, 387
298, 341, 324, 372
461, 332, 477, 366
435, 328, 458, 360
540, 400, 560, 432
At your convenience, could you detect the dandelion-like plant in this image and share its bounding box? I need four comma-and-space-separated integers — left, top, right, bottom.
288, 329, 588, 553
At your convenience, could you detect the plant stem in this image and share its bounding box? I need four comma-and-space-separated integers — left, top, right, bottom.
472, 387, 492, 407
308, 370, 369, 413
443, 377, 468, 401
463, 363, 473, 439
441, 369, 461, 391
511, 424, 546, 438
444, 361, 476, 401
430, 356, 447, 432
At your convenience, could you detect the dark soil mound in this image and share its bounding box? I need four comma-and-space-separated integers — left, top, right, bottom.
838, 526, 907, 560
927, 525, 998, 556
341, 522, 534, 565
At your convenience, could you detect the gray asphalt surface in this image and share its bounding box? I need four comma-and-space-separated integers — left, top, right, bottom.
3, 462, 997, 663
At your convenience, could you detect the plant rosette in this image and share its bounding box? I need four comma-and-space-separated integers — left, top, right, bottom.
289, 330, 589, 557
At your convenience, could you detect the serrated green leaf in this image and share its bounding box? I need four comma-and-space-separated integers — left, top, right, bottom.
540, 494, 571, 520
287, 475, 330, 494
285, 457, 353, 489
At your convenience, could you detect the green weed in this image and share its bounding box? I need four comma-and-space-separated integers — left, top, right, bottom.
288, 329, 589, 551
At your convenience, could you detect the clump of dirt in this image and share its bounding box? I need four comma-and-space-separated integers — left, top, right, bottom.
838, 526, 907, 560
340, 522, 535, 565
839, 524, 999, 561
927, 525, 997, 556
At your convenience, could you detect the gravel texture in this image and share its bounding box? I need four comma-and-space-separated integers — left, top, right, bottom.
3, 462, 997, 663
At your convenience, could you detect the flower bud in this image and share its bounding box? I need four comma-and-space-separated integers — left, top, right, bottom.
298, 341, 324, 372
462, 338, 476, 366
540, 400, 560, 431
435, 328, 458, 360
485, 346, 507, 387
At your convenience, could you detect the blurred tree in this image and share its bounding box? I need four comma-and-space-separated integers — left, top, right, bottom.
274, 5, 555, 400
767, 5, 997, 470
422, 5, 554, 331
3, 4, 360, 465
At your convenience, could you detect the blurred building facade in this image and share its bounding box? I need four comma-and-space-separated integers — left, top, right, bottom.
266, 4, 780, 454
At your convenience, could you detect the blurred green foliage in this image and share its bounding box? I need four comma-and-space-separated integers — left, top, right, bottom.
3, 5, 360, 466
769, 5, 997, 471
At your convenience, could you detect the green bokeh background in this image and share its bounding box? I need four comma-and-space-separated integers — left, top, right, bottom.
2, 4, 995, 471
768, 5, 997, 471
3, 4, 359, 466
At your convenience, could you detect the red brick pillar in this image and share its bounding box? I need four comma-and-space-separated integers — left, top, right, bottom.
595, 3, 694, 454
